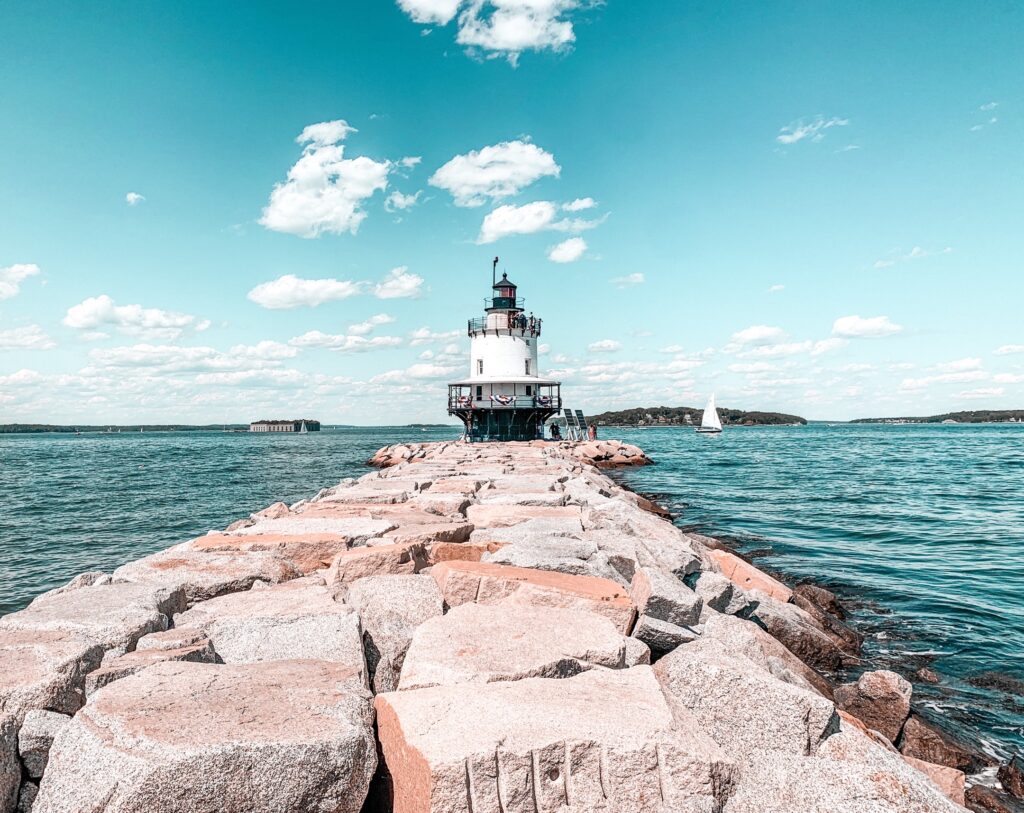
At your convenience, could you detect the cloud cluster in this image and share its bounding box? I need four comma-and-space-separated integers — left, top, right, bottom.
63, 295, 210, 341
776, 115, 849, 145
831, 315, 903, 338
248, 268, 423, 309
397, 0, 590, 63
430, 140, 560, 207
548, 237, 587, 263
260, 120, 392, 238
0, 325, 56, 351
476, 200, 602, 243
873, 246, 952, 269
610, 272, 644, 288
0, 263, 41, 301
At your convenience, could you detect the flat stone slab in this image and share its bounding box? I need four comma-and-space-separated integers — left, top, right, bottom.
112, 546, 301, 605
327, 542, 429, 584
1, 582, 184, 655
430, 561, 635, 632
377, 666, 735, 813
380, 521, 474, 547
654, 639, 838, 759
629, 568, 702, 627
189, 531, 355, 573
85, 635, 218, 696
234, 516, 399, 539
465, 504, 583, 529
399, 604, 626, 690
708, 549, 793, 603
0, 629, 104, 720
173, 581, 365, 680
34, 660, 376, 813
345, 575, 444, 693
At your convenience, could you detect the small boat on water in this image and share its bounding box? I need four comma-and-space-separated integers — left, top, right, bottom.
696, 394, 723, 434
299, 421, 308, 434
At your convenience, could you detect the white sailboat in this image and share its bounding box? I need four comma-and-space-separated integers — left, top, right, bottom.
299, 421, 308, 434
696, 393, 723, 434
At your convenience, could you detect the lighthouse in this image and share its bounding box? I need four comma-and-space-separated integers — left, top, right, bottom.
448, 260, 562, 441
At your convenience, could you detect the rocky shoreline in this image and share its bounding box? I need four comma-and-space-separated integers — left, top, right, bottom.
1, 439, 1020, 812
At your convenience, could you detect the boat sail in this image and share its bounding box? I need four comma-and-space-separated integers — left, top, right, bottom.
696, 394, 723, 434
299, 421, 308, 434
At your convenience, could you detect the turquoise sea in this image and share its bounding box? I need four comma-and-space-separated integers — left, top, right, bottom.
1, 424, 1021, 759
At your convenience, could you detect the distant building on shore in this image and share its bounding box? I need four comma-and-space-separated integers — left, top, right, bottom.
448, 260, 561, 441
249, 419, 320, 433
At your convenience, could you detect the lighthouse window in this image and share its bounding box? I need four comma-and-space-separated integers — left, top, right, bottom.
476, 385, 483, 400
477, 359, 483, 375
525, 359, 531, 375
526, 385, 533, 396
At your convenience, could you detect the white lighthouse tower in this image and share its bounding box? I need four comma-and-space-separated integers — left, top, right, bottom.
448, 259, 562, 441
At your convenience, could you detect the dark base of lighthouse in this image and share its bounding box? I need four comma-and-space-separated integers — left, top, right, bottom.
449, 408, 557, 442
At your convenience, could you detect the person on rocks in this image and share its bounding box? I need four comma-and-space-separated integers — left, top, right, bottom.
550, 423, 561, 440
588, 424, 598, 440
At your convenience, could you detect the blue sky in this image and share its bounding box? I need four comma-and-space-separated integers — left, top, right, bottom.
1, 1, 1022, 423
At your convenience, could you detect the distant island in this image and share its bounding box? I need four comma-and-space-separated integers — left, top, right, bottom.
589, 406, 806, 427
852, 409, 1024, 424
0, 424, 250, 434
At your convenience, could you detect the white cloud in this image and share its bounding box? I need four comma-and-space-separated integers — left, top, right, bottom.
0, 369, 44, 387
994, 345, 1024, 356
398, 0, 589, 63
430, 140, 559, 207
247, 275, 364, 309
768, 284, 785, 293
810, 338, 847, 356
548, 237, 587, 263
562, 197, 596, 212
260, 120, 392, 238
959, 387, 1003, 399
936, 357, 982, 373
408, 327, 462, 346
87, 342, 292, 373
400, 156, 422, 168
125, 192, 145, 206
873, 246, 952, 269
776, 115, 849, 145
371, 362, 460, 383
538, 343, 550, 355
374, 266, 424, 299
477, 200, 601, 243
588, 339, 621, 353
901, 370, 987, 390
396, 0, 462, 24
731, 325, 786, 346
610, 272, 644, 288
0, 264, 41, 300
832, 315, 903, 338
0, 325, 56, 351
385, 190, 422, 211
289, 331, 402, 353
63, 295, 207, 340
347, 313, 395, 335
994, 373, 1024, 384
659, 345, 683, 354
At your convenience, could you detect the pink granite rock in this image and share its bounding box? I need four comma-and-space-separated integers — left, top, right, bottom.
465, 504, 582, 529
707, 549, 793, 602
34, 660, 376, 813
0, 629, 104, 722
16, 709, 69, 779
430, 561, 635, 632
654, 639, 838, 758
834, 669, 912, 743
189, 531, 355, 573
345, 575, 444, 693
1, 715, 18, 813
903, 756, 966, 806
399, 604, 626, 690
84, 635, 218, 696
1, 582, 184, 656
326, 542, 429, 585
748, 591, 845, 672
377, 666, 735, 813
629, 567, 703, 627
173, 581, 365, 680
112, 545, 301, 604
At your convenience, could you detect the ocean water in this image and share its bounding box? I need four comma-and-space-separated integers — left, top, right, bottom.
1, 423, 1021, 759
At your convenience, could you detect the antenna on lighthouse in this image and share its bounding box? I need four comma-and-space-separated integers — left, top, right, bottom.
492, 256, 499, 287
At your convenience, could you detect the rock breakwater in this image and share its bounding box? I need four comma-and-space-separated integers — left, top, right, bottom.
0, 439, 1009, 812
